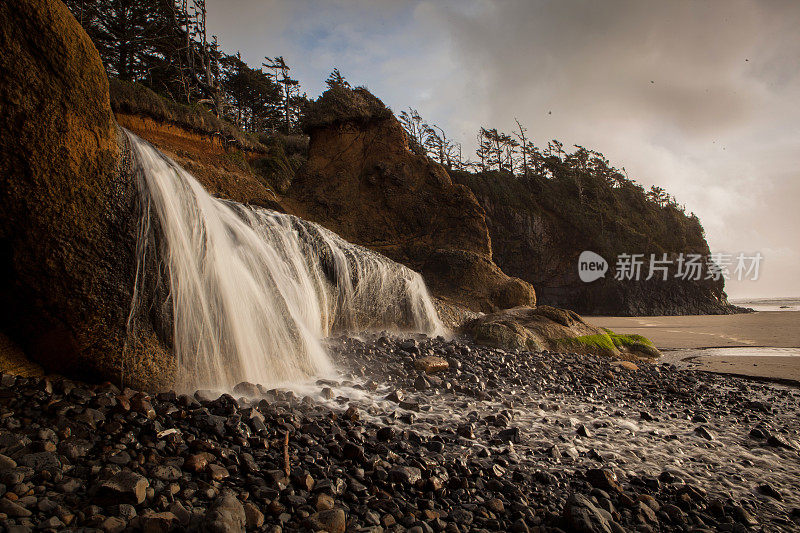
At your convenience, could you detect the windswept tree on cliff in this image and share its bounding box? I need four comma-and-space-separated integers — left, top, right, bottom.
325, 68, 351, 89
513, 119, 530, 176
64, 0, 174, 82
220, 53, 281, 132
263, 56, 301, 133
425, 125, 457, 169
399, 108, 430, 149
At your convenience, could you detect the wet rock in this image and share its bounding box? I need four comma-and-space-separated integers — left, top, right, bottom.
586, 468, 622, 493
169, 502, 190, 526
17, 451, 60, 471
563, 493, 612, 533
233, 382, 260, 396
758, 483, 782, 500
694, 425, 715, 440
244, 502, 265, 529
202, 491, 246, 533
305, 508, 346, 533
386, 390, 404, 403
131, 394, 156, 419
58, 438, 92, 462
101, 516, 127, 533
342, 442, 365, 462
140, 511, 179, 533
208, 463, 230, 481
315, 493, 335, 511
37, 516, 64, 529
94, 471, 149, 505
0, 453, 16, 474
414, 356, 449, 374
487, 498, 505, 513
343, 405, 360, 421
151, 465, 182, 481
0, 498, 32, 517
450, 508, 474, 526
766, 434, 794, 449
732, 504, 757, 527
184, 453, 210, 473
390, 466, 422, 485
498, 427, 521, 443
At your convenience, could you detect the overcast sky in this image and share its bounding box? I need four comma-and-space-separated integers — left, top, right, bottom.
207, 0, 800, 299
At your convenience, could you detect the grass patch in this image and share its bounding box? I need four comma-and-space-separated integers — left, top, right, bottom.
250, 136, 298, 194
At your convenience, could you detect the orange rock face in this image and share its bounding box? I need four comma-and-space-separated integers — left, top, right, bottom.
287, 115, 535, 312
0, 0, 172, 389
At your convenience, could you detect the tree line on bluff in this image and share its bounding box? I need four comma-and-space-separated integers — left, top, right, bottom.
65, 0, 706, 260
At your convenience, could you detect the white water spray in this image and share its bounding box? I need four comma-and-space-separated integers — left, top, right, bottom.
125, 131, 444, 392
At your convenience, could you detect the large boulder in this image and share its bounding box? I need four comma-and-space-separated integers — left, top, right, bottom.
287, 86, 535, 312
467, 306, 660, 359
0, 0, 172, 388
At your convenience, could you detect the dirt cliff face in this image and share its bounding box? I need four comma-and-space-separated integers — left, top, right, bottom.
0, 0, 173, 388
116, 114, 284, 211
286, 115, 536, 312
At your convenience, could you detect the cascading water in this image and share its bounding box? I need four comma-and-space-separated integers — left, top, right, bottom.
125, 131, 444, 392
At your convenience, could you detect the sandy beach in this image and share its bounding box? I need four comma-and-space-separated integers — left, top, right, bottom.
591, 311, 800, 384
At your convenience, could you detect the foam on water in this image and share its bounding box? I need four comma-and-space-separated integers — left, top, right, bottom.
125, 131, 444, 392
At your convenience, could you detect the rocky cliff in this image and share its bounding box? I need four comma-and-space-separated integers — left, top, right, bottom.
285, 87, 536, 312
452, 171, 734, 316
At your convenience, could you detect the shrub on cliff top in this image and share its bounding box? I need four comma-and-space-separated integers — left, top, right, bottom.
301, 85, 392, 133
109, 78, 265, 152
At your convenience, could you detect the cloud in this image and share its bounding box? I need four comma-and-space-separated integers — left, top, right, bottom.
206, 0, 800, 298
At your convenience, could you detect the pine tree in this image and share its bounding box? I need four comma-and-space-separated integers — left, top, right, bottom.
325, 68, 350, 89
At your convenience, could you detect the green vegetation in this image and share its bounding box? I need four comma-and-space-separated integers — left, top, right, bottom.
605, 329, 661, 358
451, 164, 708, 264
556, 329, 660, 358
65, 0, 309, 136
249, 136, 301, 194
556, 333, 619, 357
301, 85, 392, 133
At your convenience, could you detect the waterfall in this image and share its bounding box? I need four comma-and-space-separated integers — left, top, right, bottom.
125, 131, 444, 392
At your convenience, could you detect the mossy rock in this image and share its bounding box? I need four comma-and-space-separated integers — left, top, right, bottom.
555, 333, 619, 358
0, 0, 174, 390
605, 329, 661, 358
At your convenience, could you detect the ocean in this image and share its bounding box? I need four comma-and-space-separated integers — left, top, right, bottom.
730, 296, 800, 312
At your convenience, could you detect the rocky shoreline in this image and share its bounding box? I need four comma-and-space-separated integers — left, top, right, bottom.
0, 335, 798, 532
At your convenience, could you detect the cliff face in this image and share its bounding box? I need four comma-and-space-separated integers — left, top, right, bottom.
286, 89, 536, 312
453, 171, 732, 316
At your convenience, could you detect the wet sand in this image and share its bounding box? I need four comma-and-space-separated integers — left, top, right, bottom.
590, 312, 800, 384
